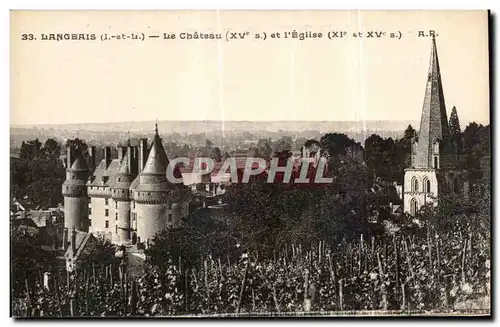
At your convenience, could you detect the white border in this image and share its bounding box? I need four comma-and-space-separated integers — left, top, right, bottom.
2, 1, 498, 326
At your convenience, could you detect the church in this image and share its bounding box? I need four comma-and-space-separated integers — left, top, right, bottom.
403, 37, 469, 216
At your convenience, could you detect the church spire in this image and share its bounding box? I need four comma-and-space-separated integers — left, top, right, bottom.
414, 37, 451, 169
428, 36, 441, 80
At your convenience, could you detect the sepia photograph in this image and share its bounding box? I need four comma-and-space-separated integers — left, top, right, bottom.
9, 10, 491, 318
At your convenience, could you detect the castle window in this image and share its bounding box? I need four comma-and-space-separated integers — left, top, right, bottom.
433, 157, 439, 169
168, 214, 172, 223
434, 142, 440, 154
168, 203, 172, 210
426, 179, 431, 193
118, 177, 121, 182
105, 209, 109, 217
115, 212, 118, 220
411, 177, 419, 192
115, 201, 118, 209
133, 202, 136, 209
147, 192, 151, 196
88, 207, 92, 216
105, 198, 109, 206
88, 219, 92, 226
410, 198, 418, 216
115, 225, 118, 233
105, 220, 109, 228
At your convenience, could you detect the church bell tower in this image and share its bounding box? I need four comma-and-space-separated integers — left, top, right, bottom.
403, 37, 455, 216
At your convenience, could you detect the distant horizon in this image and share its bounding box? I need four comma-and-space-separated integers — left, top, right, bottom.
11, 118, 418, 127
10, 117, 490, 129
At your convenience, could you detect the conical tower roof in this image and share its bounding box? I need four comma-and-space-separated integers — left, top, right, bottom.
141, 124, 169, 175
415, 37, 451, 168
70, 156, 89, 171
117, 146, 132, 175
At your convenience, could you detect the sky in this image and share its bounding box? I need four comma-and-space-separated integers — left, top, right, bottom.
10, 10, 490, 126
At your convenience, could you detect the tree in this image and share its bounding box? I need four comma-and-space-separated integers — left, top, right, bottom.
42, 138, 61, 159
462, 122, 482, 154
449, 106, 462, 138
165, 141, 181, 158
19, 141, 29, 160
459, 123, 489, 172
293, 137, 307, 151
449, 106, 462, 154
391, 125, 418, 179
304, 139, 320, 148
319, 133, 360, 175
19, 139, 42, 160
12, 138, 67, 208
272, 136, 293, 154
364, 135, 401, 181
403, 124, 417, 143
79, 236, 119, 268
11, 225, 58, 297
146, 209, 240, 269
255, 138, 272, 159
212, 147, 222, 162
364, 134, 386, 177
65, 138, 88, 158
319, 133, 356, 158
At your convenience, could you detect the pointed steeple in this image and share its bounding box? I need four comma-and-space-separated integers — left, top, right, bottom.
428, 36, 441, 81
141, 124, 169, 175
414, 37, 451, 169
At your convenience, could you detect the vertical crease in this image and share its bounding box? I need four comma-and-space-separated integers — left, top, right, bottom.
216, 10, 225, 143
356, 10, 367, 143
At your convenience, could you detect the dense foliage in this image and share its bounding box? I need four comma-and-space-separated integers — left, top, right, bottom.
10, 138, 89, 209
11, 217, 490, 316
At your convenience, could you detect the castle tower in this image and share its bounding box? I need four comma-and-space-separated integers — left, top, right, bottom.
133, 125, 191, 244
62, 152, 90, 231
404, 37, 455, 216
111, 141, 137, 244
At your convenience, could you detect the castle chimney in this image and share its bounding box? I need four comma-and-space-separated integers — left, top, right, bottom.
117, 146, 127, 161
104, 147, 112, 168
132, 146, 139, 174
127, 144, 134, 174
138, 139, 148, 174
67, 146, 75, 168
88, 146, 96, 170
71, 228, 77, 256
